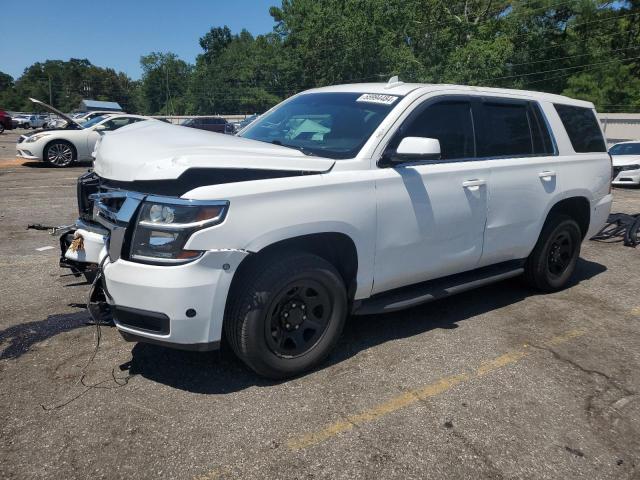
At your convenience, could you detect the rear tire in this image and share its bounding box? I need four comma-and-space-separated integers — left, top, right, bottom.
524, 214, 582, 292
0, 124, 4, 134
225, 253, 347, 379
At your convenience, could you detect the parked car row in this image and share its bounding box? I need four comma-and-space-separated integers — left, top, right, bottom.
11, 114, 51, 129
179, 114, 260, 134
0, 110, 12, 133
15, 98, 152, 167
181, 116, 234, 134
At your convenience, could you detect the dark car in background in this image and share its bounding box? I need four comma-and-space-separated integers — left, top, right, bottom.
233, 114, 260, 133
182, 116, 233, 134
0, 110, 12, 133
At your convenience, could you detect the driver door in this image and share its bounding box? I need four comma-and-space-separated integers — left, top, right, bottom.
372, 97, 491, 294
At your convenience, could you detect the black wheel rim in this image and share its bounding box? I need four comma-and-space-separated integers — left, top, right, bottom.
265, 278, 333, 358
547, 231, 574, 278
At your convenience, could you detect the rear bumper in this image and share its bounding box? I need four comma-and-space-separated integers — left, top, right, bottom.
586, 193, 613, 239
104, 249, 249, 347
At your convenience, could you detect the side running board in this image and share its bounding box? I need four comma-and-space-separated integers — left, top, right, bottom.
353, 260, 525, 316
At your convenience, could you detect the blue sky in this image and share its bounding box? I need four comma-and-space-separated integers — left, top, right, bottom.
1, 0, 277, 80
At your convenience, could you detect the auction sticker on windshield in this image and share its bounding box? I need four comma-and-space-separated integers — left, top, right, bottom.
356, 94, 399, 105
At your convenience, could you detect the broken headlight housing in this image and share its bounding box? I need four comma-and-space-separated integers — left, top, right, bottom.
130, 197, 229, 265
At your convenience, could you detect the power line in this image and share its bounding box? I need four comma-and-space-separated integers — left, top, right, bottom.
508, 44, 640, 67
509, 11, 640, 45
518, 55, 640, 87
483, 54, 640, 82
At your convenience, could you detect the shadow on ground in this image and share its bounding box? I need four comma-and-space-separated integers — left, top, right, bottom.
22, 160, 92, 169
127, 257, 606, 394
0, 310, 90, 360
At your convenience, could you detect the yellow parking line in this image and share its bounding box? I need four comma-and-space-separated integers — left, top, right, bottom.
287, 328, 585, 451
631, 306, 640, 317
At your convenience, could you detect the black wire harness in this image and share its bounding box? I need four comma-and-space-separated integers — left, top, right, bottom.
591, 213, 640, 247
41, 256, 134, 411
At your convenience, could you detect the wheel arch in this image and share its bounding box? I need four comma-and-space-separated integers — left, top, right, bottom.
545, 195, 591, 239
231, 231, 360, 303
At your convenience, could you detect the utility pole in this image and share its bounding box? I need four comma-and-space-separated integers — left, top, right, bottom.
48, 75, 52, 106
165, 65, 170, 115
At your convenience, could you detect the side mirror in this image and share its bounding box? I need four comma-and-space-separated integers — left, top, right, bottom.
94, 124, 107, 131
394, 137, 441, 161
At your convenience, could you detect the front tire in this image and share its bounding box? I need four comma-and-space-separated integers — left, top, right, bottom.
44, 140, 75, 167
524, 214, 582, 292
225, 253, 348, 379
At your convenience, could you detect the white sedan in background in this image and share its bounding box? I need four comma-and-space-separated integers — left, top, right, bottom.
610, 141, 640, 186
16, 98, 151, 167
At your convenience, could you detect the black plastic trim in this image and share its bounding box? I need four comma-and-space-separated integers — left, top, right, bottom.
353, 260, 525, 315
119, 331, 220, 352
101, 167, 321, 197
113, 305, 170, 335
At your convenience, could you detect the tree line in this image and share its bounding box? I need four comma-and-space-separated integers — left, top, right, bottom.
1, 0, 638, 115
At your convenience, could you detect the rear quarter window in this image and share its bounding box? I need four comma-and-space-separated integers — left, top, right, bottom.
554, 104, 606, 153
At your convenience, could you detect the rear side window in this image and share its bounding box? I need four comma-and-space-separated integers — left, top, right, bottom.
399, 101, 475, 160
554, 104, 606, 153
529, 103, 555, 155
477, 102, 533, 157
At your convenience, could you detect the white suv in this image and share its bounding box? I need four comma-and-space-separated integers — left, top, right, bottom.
61, 81, 613, 378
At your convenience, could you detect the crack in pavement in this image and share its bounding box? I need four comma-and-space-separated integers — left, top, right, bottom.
527, 343, 636, 398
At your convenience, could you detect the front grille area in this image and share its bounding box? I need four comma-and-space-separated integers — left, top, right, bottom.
77, 171, 101, 221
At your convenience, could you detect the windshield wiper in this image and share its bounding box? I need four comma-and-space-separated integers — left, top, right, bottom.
271, 140, 314, 156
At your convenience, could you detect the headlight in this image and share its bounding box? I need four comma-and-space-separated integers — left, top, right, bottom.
130, 197, 228, 265
25, 133, 51, 143
621, 164, 640, 171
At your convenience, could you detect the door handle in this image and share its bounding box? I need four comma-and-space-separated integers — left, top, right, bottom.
538, 171, 557, 180
462, 179, 486, 189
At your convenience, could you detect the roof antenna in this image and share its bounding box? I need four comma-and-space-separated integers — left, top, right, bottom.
385, 75, 403, 89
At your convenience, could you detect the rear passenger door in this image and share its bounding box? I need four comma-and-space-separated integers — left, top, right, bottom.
475, 97, 558, 267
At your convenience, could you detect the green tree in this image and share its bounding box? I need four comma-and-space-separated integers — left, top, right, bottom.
0, 59, 136, 112
139, 52, 192, 115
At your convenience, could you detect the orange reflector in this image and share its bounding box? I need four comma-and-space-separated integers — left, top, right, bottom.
196, 206, 223, 222
177, 250, 202, 259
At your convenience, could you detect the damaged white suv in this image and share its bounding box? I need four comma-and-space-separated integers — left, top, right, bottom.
61, 81, 613, 378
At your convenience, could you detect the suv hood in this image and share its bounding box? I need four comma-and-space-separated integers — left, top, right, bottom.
28, 98, 81, 128
612, 154, 640, 167
94, 120, 336, 182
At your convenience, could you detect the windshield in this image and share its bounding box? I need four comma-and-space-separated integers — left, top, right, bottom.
610, 143, 640, 155
82, 115, 108, 129
239, 92, 401, 159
